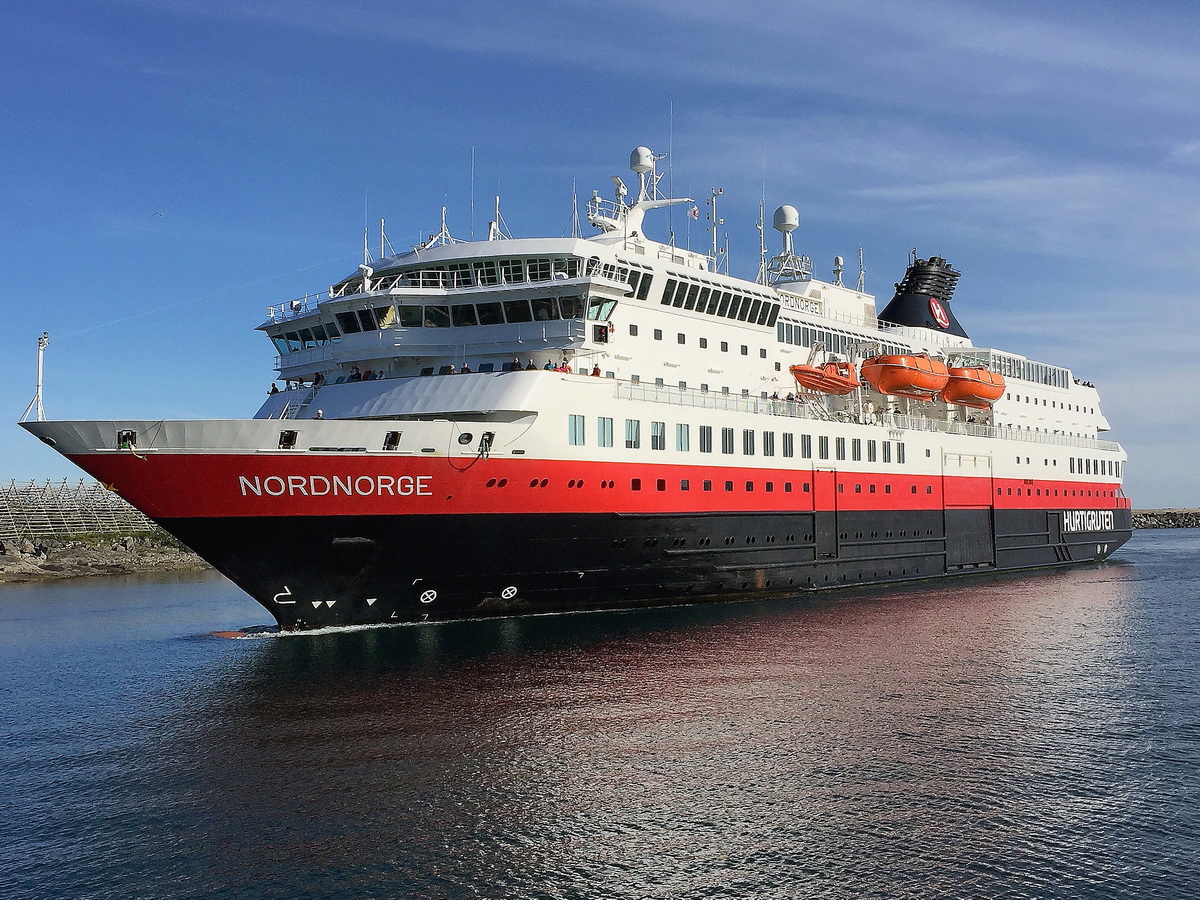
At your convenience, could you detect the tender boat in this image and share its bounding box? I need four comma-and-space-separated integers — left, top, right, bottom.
860, 354, 950, 400
790, 360, 860, 394
940, 367, 1005, 409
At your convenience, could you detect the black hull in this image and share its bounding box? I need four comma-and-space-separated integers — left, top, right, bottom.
162, 508, 1133, 630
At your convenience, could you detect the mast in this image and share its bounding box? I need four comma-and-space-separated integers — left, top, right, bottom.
20, 332, 49, 423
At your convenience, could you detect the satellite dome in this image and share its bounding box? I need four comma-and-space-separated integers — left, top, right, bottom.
630, 146, 655, 174
773, 205, 800, 233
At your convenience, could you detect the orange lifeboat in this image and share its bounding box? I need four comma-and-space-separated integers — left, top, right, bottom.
940, 367, 1005, 409
789, 360, 860, 395
860, 354, 949, 400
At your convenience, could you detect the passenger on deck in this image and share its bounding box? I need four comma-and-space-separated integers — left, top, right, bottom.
561, 359, 572, 374
315, 409, 324, 419
313, 372, 325, 388
526, 359, 537, 370
268, 383, 279, 395
362, 369, 374, 381
591, 365, 601, 377
460, 363, 472, 373
544, 360, 554, 370
349, 366, 362, 382
446, 365, 456, 375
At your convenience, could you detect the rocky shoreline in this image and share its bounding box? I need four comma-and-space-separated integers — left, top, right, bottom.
0, 534, 211, 584
1131, 510, 1200, 529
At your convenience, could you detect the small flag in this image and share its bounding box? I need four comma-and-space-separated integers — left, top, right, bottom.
688, 205, 699, 219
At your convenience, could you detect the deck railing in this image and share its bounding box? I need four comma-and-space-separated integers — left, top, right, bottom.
613, 382, 1120, 453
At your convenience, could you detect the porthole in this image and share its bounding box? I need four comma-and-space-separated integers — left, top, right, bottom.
457, 433, 473, 445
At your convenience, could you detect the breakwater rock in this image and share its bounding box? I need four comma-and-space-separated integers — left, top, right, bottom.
1132, 509, 1200, 529
0, 534, 210, 583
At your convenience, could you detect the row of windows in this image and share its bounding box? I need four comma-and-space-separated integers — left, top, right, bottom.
983, 351, 1069, 389
333, 254, 656, 303
273, 293, 616, 354
1007, 392, 1094, 415
1071, 457, 1119, 477
659, 277, 780, 328
776, 319, 905, 358
569, 415, 906, 462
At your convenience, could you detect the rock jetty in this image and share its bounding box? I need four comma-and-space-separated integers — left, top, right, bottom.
0, 534, 210, 583
1131, 509, 1200, 529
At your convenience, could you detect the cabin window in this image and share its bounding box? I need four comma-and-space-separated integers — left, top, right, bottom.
383, 431, 401, 451
721, 341, 729, 352
654, 329, 663, 340
852, 439, 862, 461
568, 415, 586, 446
335, 311, 362, 334
703, 480, 713, 491
636, 272, 653, 300
836, 438, 846, 461
897, 443, 906, 464
397, 305, 423, 328
651, 421, 666, 450
503, 299, 533, 323
867, 440, 877, 463
700, 426, 713, 453
424, 305, 451, 328
677, 333, 686, 345
598, 417, 614, 447
531, 297, 559, 321
499, 259, 523, 283
676, 424, 690, 452
762, 432, 775, 457
559, 295, 587, 319
783, 433, 794, 458
625, 419, 640, 449
818, 436, 830, 460
743, 429, 755, 456
801, 434, 812, 459
721, 428, 735, 454
586, 296, 617, 320
699, 337, 708, 349
476, 302, 504, 325
528, 258, 552, 281
277, 430, 297, 450
452, 305, 478, 327
629, 324, 639, 336
883, 442, 892, 463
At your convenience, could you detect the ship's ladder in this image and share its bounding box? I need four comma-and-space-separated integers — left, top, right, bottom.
281, 386, 318, 419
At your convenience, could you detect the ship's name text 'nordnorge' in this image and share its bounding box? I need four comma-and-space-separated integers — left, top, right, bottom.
239, 475, 433, 498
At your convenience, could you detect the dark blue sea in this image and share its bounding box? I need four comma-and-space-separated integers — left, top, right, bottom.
2, 530, 1197, 899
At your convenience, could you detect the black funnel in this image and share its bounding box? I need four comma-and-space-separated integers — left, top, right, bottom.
877, 256, 969, 339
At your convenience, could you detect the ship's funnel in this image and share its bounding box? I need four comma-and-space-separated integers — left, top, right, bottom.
877, 255, 969, 338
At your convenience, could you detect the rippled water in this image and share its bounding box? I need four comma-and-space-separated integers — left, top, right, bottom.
2, 531, 1197, 899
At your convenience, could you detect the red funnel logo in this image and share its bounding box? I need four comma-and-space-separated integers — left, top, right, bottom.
929, 297, 950, 329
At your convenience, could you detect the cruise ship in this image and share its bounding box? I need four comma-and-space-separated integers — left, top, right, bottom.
21, 147, 1132, 630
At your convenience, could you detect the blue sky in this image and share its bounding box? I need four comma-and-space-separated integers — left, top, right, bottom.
4, 0, 1198, 507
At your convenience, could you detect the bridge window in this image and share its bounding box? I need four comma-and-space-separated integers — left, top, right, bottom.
424, 305, 451, 328
531, 297, 560, 321
451, 304, 478, 327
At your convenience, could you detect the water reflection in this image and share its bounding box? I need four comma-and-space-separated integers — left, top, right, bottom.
5, 543, 1195, 900
154, 559, 1184, 898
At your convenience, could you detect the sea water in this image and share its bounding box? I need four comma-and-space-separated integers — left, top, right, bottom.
1, 531, 1197, 899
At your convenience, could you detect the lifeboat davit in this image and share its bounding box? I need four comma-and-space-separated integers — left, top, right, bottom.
940, 367, 1005, 409
860, 354, 949, 400
790, 360, 860, 395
